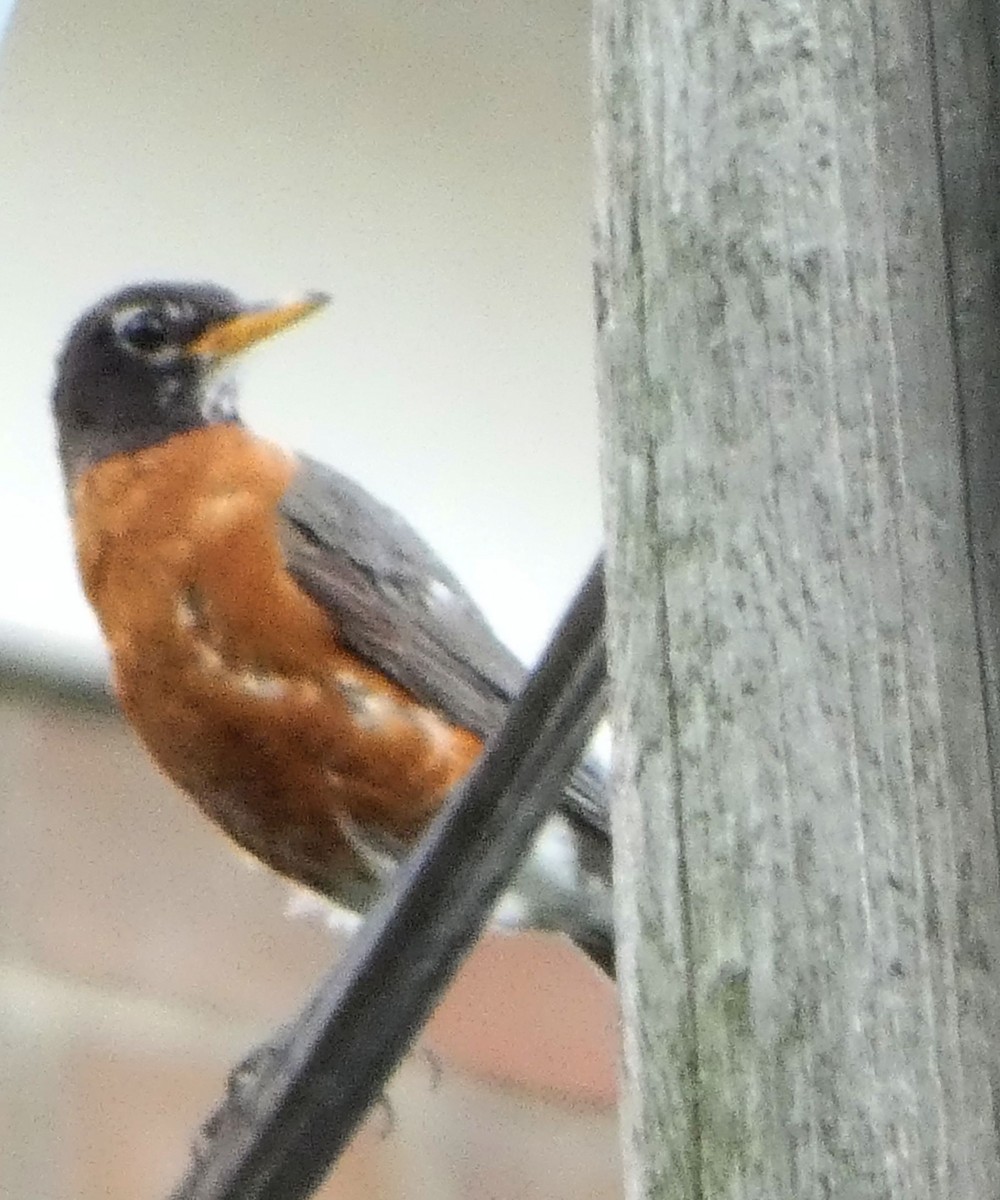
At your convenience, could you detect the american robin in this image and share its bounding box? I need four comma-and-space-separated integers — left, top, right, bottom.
52, 282, 613, 974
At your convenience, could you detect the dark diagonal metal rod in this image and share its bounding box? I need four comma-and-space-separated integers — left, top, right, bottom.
168, 555, 607, 1200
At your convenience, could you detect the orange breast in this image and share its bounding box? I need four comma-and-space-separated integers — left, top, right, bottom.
70, 424, 482, 908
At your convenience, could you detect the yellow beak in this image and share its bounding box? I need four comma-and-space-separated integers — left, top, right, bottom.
186, 292, 330, 360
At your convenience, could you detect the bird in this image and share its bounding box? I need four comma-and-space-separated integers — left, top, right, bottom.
51, 282, 613, 975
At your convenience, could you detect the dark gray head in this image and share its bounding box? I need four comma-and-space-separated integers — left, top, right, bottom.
52, 281, 329, 481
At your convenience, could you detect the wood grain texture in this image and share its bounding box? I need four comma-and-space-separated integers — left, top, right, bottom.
594, 0, 1000, 1194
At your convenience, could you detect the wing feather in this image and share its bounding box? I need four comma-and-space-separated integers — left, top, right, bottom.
277, 456, 608, 836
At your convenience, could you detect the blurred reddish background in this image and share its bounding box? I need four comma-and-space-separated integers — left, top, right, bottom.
0, 680, 620, 1199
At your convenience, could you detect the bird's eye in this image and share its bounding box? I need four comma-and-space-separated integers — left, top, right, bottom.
115, 308, 171, 354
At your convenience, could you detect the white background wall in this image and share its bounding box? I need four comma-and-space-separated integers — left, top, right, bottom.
0, 0, 599, 676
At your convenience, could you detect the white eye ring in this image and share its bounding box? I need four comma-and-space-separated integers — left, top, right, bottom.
112, 305, 180, 364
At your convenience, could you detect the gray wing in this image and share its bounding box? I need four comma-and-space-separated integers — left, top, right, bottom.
277, 455, 608, 836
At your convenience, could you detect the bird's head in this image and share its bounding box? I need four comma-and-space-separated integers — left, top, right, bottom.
52, 281, 329, 481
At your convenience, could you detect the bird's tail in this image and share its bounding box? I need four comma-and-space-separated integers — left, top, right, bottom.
497, 798, 615, 978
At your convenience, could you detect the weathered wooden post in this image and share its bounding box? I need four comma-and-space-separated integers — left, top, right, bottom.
594, 0, 1000, 1194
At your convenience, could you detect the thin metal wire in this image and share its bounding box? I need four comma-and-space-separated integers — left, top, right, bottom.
168, 556, 607, 1200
